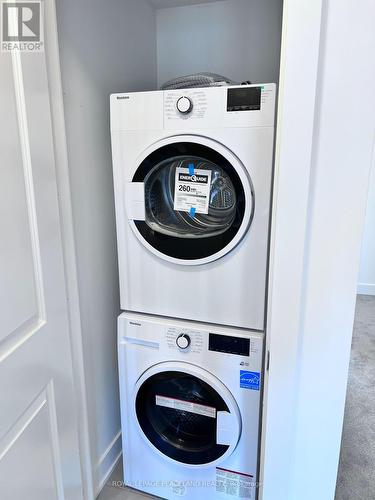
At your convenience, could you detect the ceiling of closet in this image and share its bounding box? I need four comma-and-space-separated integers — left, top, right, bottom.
149, 0, 221, 8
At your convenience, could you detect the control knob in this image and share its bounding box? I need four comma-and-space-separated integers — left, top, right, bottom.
176, 333, 191, 349
176, 96, 193, 114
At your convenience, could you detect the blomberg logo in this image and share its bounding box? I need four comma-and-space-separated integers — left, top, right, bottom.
178, 173, 209, 184
1, 1, 43, 52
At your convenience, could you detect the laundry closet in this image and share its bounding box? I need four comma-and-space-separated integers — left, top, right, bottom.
55, 1, 282, 497
49, 1, 373, 500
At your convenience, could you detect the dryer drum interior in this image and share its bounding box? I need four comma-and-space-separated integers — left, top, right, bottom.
132, 142, 249, 260
135, 370, 232, 465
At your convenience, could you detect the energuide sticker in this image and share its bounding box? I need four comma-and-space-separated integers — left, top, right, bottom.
173, 165, 212, 215
155, 395, 216, 418
216, 467, 255, 499
240, 371, 261, 391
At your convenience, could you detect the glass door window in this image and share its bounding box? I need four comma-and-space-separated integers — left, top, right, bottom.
135, 369, 238, 466
144, 155, 237, 239
131, 142, 250, 261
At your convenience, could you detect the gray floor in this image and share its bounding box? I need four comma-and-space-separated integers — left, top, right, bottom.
335, 295, 375, 500
98, 295, 375, 500
97, 460, 146, 500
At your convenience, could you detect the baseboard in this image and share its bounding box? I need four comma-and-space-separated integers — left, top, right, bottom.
357, 283, 375, 296
94, 430, 122, 498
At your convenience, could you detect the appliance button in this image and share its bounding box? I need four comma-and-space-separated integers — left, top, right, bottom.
176, 334, 191, 349
176, 96, 193, 114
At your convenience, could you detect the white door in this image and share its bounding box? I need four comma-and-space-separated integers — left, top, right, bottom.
0, 45, 83, 500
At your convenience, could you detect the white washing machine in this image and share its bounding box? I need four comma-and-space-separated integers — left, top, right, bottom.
111, 84, 276, 329
118, 312, 264, 500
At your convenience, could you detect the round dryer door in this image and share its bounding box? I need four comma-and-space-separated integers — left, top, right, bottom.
127, 136, 254, 265
133, 362, 241, 467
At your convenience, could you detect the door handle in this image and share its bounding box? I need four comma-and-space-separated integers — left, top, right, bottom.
125, 182, 145, 221
216, 410, 237, 446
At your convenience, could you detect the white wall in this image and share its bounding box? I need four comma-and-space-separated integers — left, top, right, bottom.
55, 0, 157, 494
156, 0, 283, 87
358, 159, 375, 295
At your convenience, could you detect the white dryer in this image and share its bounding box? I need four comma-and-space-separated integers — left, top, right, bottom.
118, 312, 264, 500
111, 84, 276, 329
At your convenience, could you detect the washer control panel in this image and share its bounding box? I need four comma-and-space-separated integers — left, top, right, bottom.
165, 327, 262, 360
120, 314, 264, 376
166, 327, 203, 353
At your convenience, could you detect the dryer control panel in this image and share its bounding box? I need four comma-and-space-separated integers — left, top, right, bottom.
165, 89, 208, 121
226, 86, 261, 112
162, 83, 276, 130
110, 83, 275, 132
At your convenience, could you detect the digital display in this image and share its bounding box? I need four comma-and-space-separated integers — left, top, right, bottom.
209, 333, 250, 356
227, 87, 261, 112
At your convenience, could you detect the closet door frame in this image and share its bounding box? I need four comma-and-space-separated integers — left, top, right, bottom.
44, 2, 94, 499
262, 1, 375, 500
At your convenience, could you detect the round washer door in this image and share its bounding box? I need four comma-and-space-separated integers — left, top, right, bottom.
127, 136, 254, 265
133, 362, 241, 468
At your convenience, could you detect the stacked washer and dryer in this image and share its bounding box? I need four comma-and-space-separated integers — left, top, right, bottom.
110, 83, 276, 500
